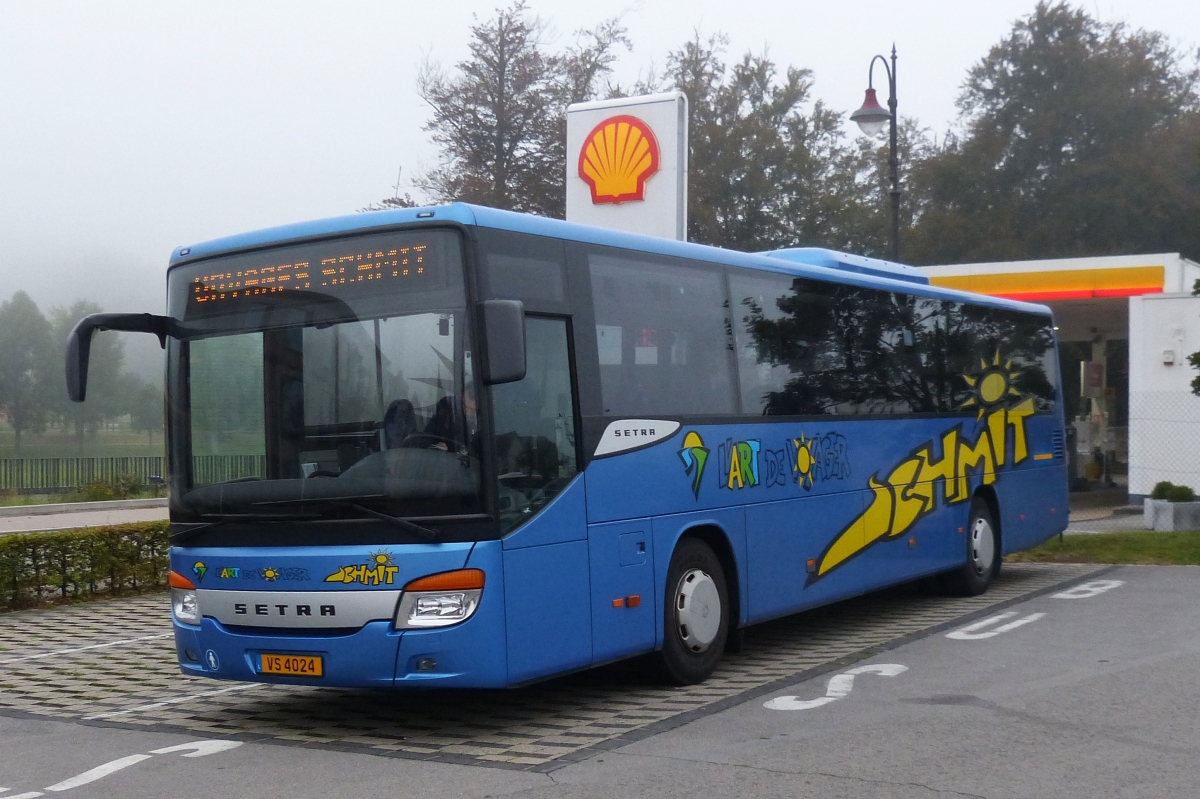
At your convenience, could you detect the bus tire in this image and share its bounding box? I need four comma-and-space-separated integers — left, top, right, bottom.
942, 497, 999, 596
656, 538, 729, 685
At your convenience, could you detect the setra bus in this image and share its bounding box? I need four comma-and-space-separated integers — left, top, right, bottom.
66, 203, 1068, 687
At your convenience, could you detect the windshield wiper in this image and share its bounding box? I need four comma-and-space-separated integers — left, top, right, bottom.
340, 502, 439, 542
172, 512, 322, 545
251, 496, 440, 541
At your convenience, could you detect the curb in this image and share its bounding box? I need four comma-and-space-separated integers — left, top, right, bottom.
0, 498, 168, 518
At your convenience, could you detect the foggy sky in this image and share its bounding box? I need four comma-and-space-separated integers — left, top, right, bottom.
1, 1, 1196, 380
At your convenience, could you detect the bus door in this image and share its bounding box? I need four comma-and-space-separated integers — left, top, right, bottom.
493, 316, 592, 683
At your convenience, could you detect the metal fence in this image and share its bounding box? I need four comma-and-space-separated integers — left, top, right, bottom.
0, 455, 265, 492
192, 455, 266, 485
0, 457, 164, 492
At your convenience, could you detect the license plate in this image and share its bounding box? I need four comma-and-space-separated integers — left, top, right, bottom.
260, 653, 323, 677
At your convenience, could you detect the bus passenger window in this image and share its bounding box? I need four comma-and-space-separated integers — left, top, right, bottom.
491, 317, 578, 533
589, 251, 734, 416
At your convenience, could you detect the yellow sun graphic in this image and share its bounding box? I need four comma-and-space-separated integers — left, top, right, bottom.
369, 550, 394, 568
962, 350, 1022, 420
794, 434, 816, 489
261, 567, 279, 581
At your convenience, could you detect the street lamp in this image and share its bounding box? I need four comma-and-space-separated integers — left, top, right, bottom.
850, 45, 900, 263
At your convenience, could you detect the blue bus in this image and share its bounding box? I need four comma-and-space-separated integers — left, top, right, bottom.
67, 203, 1068, 687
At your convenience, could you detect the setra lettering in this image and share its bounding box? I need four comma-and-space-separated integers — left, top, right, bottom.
320, 605, 336, 616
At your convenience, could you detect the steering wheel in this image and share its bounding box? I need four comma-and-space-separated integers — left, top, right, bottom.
400, 433, 459, 451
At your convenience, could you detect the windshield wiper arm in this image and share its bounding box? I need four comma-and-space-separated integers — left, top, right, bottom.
199, 512, 322, 521
341, 502, 439, 542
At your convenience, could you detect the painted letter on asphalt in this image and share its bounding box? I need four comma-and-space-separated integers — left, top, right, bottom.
764, 664, 908, 710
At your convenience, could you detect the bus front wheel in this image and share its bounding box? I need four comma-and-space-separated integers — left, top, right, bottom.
656, 538, 729, 685
942, 497, 1000, 596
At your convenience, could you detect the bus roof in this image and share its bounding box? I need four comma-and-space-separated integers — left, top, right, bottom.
170, 202, 1053, 318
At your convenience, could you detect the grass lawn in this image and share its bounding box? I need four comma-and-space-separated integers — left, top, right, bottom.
1007, 531, 1200, 566
0, 427, 163, 459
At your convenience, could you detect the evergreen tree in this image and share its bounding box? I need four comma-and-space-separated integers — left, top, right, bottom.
0, 292, 54, 451
50, 301, 127, 449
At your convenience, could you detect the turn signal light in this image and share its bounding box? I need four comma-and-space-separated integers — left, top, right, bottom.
169, 570, 195, 589
404, 569, 485, 592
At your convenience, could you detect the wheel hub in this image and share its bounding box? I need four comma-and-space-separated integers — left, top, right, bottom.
675, 568, 721, 652
970, 516, 995, 576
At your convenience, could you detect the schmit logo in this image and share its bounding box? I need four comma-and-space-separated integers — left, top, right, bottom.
578, 115, 660, 204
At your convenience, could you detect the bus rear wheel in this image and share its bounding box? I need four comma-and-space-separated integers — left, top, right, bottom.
656, 538, 729, 685
942, 497, 999, 596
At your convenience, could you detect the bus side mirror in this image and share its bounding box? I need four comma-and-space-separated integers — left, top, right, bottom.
478, 300, 526, 385
66, 312, 174, 402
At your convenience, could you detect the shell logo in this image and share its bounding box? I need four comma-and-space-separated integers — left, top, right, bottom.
578, 115, 660, 204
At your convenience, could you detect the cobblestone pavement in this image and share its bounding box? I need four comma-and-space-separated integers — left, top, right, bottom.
0, 563, 1106, 771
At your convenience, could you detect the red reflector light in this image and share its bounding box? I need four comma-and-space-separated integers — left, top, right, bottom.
626, 595, 641, 607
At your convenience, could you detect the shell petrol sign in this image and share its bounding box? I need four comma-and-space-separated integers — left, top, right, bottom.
566, 92, 688, 241
578, 115, 660, 204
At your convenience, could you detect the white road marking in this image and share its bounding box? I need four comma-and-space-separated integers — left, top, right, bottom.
946, 611, 1045, 640
764, 664, 908, 710
4, 739, 241, 797
83, 683, 261, 720
43, 755, 151, 792
1052, 579, 1125, 599
0, 634, 172, 666
150, 741, 243, 758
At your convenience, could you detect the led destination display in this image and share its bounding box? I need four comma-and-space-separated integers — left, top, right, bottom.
191, 242, 434, 307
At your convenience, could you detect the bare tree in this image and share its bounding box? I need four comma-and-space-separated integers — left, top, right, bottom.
415, 1, 627, 217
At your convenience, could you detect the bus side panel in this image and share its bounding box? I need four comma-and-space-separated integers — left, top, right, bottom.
650, 507, 747, 647
588, 519, 656, 663
502, 540, 592, 684
501, 475, 587, 550
998, 463, 1070, 553
856, 480, 966, 593
393, 540, 510, 687
745, 490, 868, 623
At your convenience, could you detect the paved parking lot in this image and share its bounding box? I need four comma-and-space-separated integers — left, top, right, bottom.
0, 563, 1103, 771
7, 563, 1197, 798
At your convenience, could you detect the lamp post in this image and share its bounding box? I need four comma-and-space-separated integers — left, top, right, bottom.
850, 45, 900, 263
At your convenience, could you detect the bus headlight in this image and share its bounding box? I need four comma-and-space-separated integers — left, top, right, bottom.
172, 588, 199, 624
394, 569, 485, 629
169, 570, 200, 625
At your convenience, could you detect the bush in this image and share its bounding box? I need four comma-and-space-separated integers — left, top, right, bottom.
1149, 481, 1197, 502
1151, 481, 1174, 500
80, 473, 144, 501
1167, 485, 1197, 503
0, 520, 170, 611
81, 479, 116, 501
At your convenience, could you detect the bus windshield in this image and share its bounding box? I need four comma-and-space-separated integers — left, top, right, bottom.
165, 228, 483, 522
